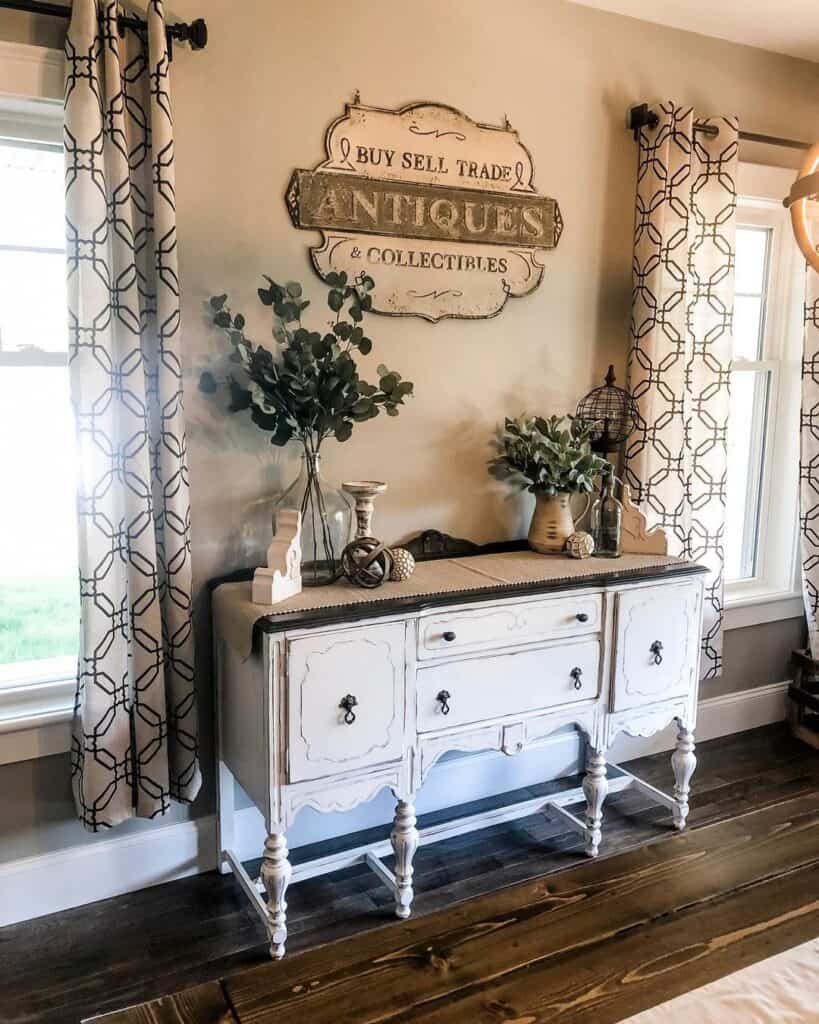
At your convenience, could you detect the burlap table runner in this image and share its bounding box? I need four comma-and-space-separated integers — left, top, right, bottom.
213, 550, 689, 660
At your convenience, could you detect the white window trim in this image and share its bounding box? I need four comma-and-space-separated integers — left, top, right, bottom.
0, 42, 73, 763
724, 163, 804, 630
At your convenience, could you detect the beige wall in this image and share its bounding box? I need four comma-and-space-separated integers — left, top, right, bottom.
0, 0, 816, 861
0, 6, 66, 47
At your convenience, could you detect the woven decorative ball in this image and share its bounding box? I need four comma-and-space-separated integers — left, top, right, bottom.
389, 547, 416, 582
341, 537, 394, 589
565, 531, 595, 559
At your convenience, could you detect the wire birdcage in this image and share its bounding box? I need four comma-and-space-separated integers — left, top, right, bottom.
576, 365, 637, 454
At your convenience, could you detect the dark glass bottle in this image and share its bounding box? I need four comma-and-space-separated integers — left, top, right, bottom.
590, 466, 622, 558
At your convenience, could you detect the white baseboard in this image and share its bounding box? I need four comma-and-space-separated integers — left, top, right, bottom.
0, 681, 790, 929
0, 815, 216, 929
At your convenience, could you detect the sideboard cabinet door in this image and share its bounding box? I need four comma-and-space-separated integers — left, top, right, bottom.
612, 582, 700, 712
287, 621, 406, 783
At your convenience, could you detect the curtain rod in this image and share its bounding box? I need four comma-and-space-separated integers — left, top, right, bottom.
628, 103, 811, 152
0, 0, 207, 57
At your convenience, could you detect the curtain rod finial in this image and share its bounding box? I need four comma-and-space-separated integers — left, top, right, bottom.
628, 103, 659, 141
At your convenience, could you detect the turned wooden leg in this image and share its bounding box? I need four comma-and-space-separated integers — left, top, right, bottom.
390, 799, 419, 919
582, 747, 608, 858
261, 832, 292, 959
671, 725, 696, 830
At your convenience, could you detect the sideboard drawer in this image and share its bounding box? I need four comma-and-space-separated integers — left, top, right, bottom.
418, 593, 602, 660
612, 581, 701, 712
416, 638, 600, 732
287, 622, 405, 783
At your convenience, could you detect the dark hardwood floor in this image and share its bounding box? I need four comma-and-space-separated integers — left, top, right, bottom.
2, 724, 818, 1024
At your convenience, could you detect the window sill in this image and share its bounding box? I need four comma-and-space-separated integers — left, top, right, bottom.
0, 658, 75, 765
723, 590, 804, 630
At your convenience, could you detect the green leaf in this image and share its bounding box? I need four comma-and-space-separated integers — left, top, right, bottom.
210, 294, 227, 310
311, 336, 330, 358
380, 373, 398, 393
198, 370, 217, 393
328, 290, 344, 313
285, 281, 303, 298
257, 288, 274, 306
350, 305, 363, 322
335, 420, 353, 442
325, 271, 340, 286
358, 338, 372, 355
214, 311, 231, 328
228, 380, 252, 411
233, 313, 245, 330
337, 271, 348, 286
361, 276, 375, 292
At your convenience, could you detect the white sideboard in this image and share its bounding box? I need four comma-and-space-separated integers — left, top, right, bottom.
213, 548, 706, 959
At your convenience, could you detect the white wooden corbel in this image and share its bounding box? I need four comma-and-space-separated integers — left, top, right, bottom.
252, 510, 302, 605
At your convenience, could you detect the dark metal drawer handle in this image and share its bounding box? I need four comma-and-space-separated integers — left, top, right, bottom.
576, 612, 589, 623
570, 667, 583, 690
442, 630, 457, 643
339, 694, 358, 724
437, 689, 451, 715
650, 640, 664, 665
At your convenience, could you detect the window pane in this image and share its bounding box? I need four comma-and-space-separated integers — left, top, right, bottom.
735, 226, 769, 295
0, 249, 68, 353
0, 367, 79, 665
0, 141, 64, 250
725, 368, 769, 582
733, 294, 764, 360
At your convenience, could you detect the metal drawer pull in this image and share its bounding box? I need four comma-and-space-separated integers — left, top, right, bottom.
650, 640, 664, 665
437, 689, 451, 715
576, 612, 589, 623
570, 667, 583, 690
339, 694, 358, 724
442, 630, 457, 643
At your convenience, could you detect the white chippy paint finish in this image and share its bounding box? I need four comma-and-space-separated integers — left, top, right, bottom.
215, 560, 706, 958
251, 509, 302, 605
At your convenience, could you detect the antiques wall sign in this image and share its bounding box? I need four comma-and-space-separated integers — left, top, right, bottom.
286, 101, 563, 322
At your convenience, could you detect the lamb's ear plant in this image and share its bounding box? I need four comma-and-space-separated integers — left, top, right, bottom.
489, 415, 608, 495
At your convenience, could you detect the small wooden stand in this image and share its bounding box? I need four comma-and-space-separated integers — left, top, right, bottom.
789, 649, 819, 750
619, 482, 668, 556
252, 510, 302, 605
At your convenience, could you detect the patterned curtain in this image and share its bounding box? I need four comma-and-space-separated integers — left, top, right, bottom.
801, 274, 819, 657
64, 0, 200, 829
624, 102, 738, 681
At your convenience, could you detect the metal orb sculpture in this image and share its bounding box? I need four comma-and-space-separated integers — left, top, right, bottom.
785, 142, 819, 274
575, 365, 637, 454
341, 537, 393, 589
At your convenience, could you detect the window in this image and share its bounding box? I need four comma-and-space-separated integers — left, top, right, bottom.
724, 164, 804, 628
0, 88, 78, 760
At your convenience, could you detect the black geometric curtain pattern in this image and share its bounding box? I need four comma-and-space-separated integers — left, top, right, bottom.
801, 272, 819, 657
624, 101, 738, 681
65, 0, 199, 829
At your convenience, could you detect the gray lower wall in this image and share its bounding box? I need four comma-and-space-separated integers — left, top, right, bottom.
710, 617, 805, 699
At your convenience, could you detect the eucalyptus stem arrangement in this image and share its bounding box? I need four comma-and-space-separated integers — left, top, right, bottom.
201, 272, 413, 583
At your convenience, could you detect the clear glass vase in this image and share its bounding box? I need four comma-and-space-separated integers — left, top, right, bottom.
273, 449, 352, 586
